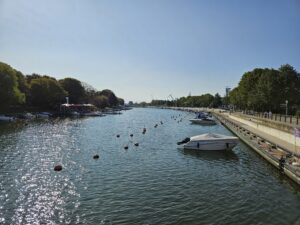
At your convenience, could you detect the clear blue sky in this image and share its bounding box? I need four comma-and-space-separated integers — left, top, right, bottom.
1, 0, 300, 102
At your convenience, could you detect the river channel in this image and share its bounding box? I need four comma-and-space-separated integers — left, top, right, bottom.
0, 108, 300, 225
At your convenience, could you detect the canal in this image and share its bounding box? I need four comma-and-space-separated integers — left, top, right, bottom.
0, 108, 300, 225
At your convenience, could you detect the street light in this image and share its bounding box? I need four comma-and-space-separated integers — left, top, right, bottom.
285, 100, 288, 116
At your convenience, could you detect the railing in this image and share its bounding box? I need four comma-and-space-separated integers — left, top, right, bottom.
233, 111, 300, 126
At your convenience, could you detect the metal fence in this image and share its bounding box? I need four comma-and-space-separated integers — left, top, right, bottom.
234, 111, 300, 126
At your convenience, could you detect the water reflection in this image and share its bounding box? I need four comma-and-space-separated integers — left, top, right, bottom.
179, 148, 239, 161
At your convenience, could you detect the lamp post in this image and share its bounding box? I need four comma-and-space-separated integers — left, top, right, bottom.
285, 100, 288, 116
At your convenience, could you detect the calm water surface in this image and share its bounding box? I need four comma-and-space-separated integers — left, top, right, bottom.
0, 108, 300, 225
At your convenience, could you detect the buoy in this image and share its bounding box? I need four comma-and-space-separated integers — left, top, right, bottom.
93, 154, 99, 159
134, 143, 139, 147
54, 165, 62, 171
124, 146, 128, 150
116, 134, 120, 138
130, 134, 133, 137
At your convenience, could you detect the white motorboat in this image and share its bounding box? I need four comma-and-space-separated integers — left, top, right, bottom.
177, 133, 239, 151
0, 115, 15, 122
189, 112, 216, 125
189, 117, 217, 125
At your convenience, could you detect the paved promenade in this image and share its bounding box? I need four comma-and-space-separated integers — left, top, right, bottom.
222, 112, 300, 156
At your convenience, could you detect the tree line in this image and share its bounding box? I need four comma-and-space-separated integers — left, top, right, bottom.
0, 61, 124, 113
146, 64, 300, 115
229, 64, 300, 114
147, 93, 223, 108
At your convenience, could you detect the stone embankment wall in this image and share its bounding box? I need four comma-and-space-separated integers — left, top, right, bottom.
229, 114, 300, 147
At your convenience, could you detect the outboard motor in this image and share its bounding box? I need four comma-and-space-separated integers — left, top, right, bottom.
177, 137, 190, 145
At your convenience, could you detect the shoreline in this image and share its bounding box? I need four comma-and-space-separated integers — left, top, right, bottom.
165, 106, 300, 186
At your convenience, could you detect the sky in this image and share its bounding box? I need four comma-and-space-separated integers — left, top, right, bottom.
1, 0, 300, 102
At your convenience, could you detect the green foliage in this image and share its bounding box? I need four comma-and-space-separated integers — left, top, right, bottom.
59, 78, 85, 103
229, 64, 300, 114
0, 61, 124, 111
98, 89, 119, 106
92, 95, 109, 108
211, 93, 222, 108
151, 93, 217, 108
0, 62, 25, 111
29, 77, 67, 109
118, 98, 125, 105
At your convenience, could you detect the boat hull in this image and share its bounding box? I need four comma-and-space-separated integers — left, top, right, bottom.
0, 116, 15, 122
189, 119, 216, 125
183, 139, 238, 151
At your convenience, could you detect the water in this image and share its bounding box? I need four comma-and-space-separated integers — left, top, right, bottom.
0, 108, 300, 225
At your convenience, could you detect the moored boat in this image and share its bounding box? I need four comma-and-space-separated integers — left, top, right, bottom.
0, 115, 15, 122
36, 112, 52, 118
189, 117, 216, 125
177, 133, 239, 151
81, 111, 105, 117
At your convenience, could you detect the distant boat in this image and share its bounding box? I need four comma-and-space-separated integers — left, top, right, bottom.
81, 111, 105, 117
189, 117, 217, 125
189, 112, 216, 125
36, 112, 52, 119
0, 115, 15, 122
104, 110, 122, 115
69, 111, 80, 117
24, 113, 35, 119
177, 133, 239, 151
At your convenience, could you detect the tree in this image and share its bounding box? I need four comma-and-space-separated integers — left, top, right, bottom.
15, 70, 29, 96
98, 89, 119, 106
92, 95, 109, 108
118, 98, 125, 106
211, 93, 222, 108
29, 77, 67, 109
278, 64, 300, 108
229, 87, 242, 108
59, 78, 85, 103
0, 62, 25, 111
229, 64, 300, 114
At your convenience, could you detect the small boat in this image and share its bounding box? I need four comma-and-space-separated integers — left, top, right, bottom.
0, 115, 15, 122
104, 111, 122, 115
189, 117, 216, 125
36, 112, 52, 118
24, 113, 35, 119
189, 112, 216, 125
69, 111, 80, 117
177, 133, 239, 151
81, 111, 105, 117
